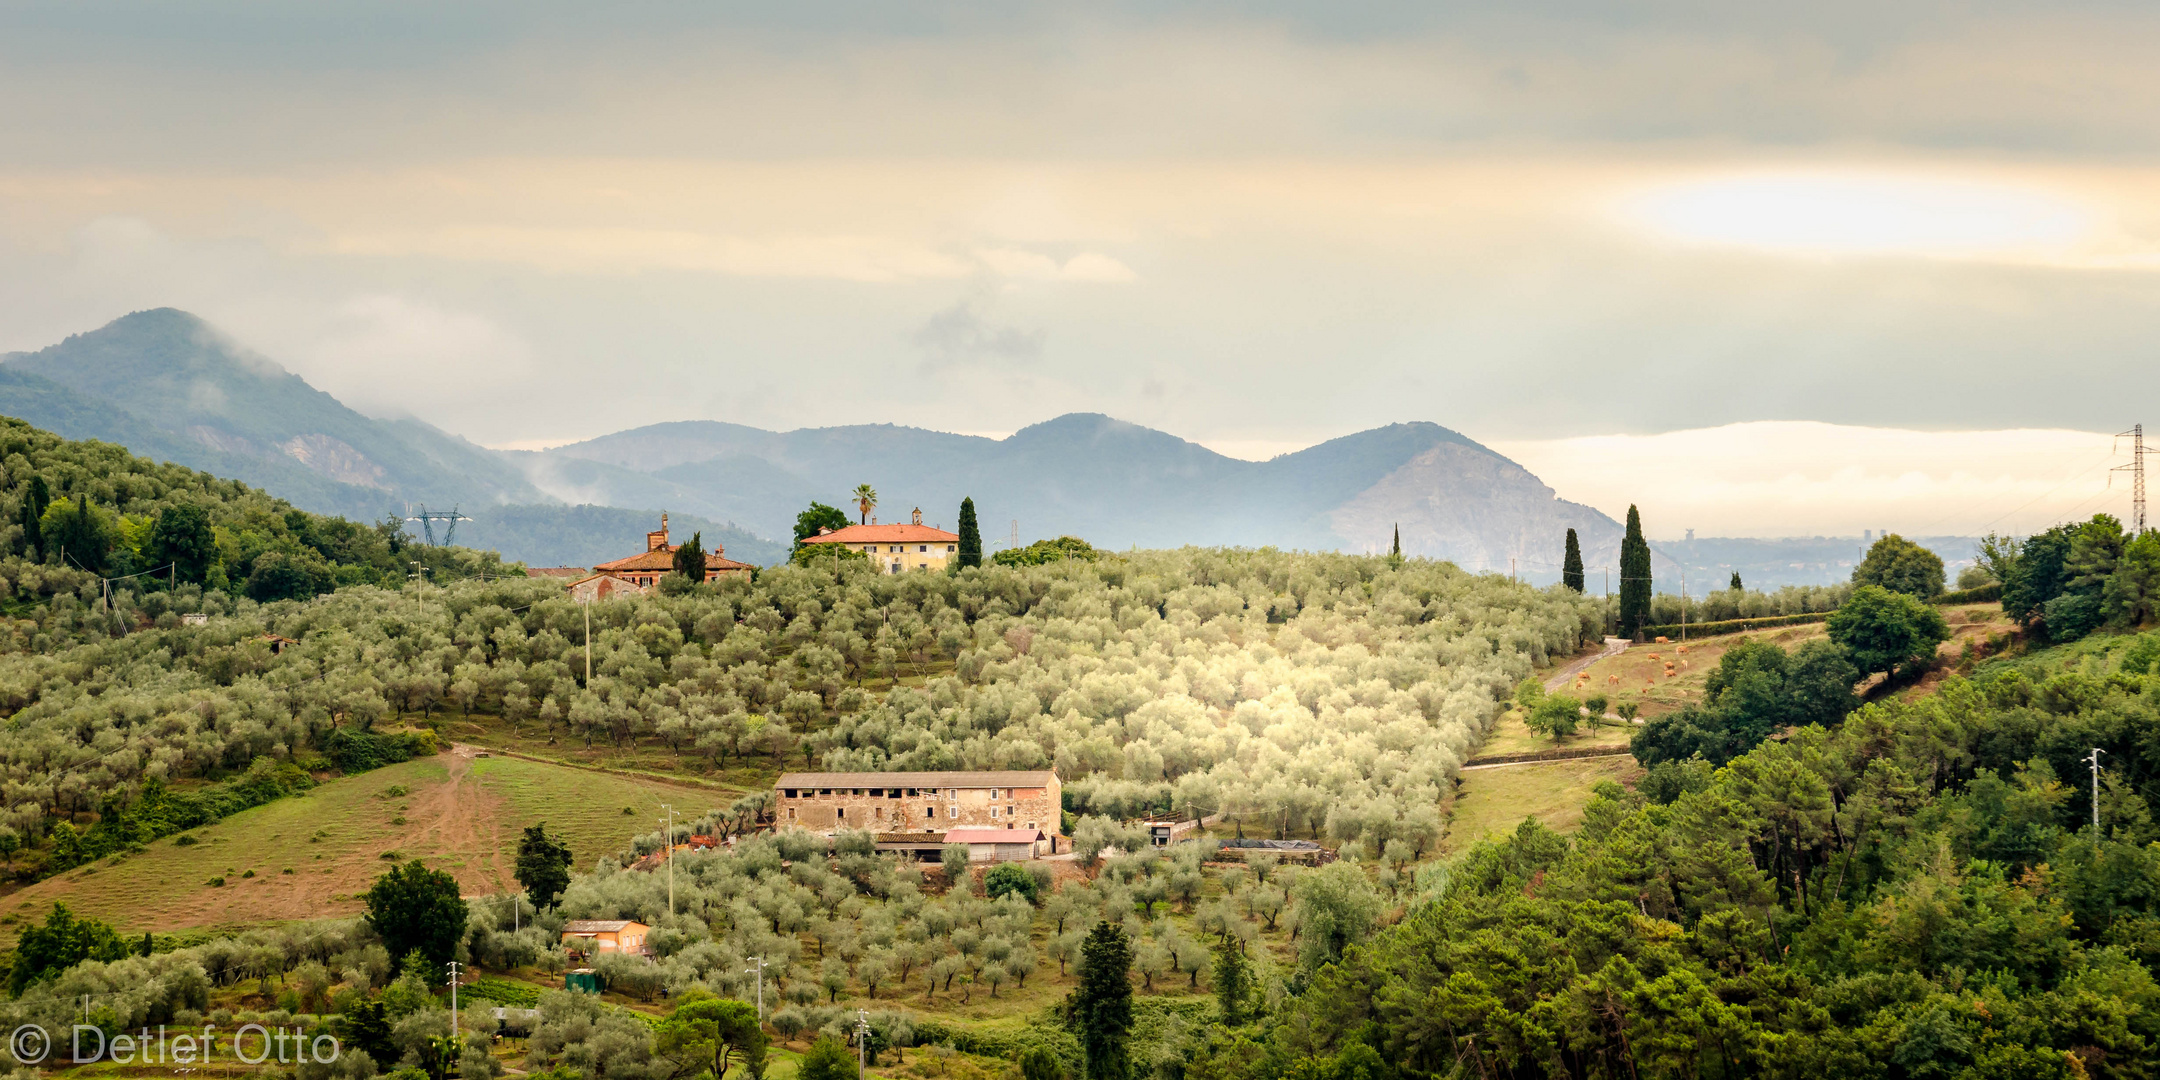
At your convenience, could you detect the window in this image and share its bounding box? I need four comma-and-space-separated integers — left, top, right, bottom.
837, 807, 846, 820
874, 807, 884, 820
990, 807, 1000, 818
946, 545, 955, 552
1027, 821, 1037, 830
918, 544, 927, 552
786, 807, 797, 820
948, 806, 959, 818
783, 789, 797, 798
862, 545, 874, 553
924, 806, 935, 819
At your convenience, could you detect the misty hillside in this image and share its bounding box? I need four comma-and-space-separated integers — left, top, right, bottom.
0, 309, 538, 518
0, 310, 777, 568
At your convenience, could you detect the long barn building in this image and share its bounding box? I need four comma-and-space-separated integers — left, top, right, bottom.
774, 770, 1061, 835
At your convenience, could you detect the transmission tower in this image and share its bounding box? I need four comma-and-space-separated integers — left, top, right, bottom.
404, 504, 474, 546
2115, 425, 2149, 533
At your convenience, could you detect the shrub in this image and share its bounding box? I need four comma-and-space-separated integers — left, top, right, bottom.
985, 863, 1042, 904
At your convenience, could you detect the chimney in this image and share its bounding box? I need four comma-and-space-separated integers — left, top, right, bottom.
818, 526, 832, 536
912, 507, 922, 526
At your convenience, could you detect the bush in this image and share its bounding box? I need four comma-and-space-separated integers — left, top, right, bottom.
796, 1035, 855, 1080
1526, 694, 1580, 741
985, 862, 1042, 904
1827, 585, 1952, 677
325, 729, 436, 774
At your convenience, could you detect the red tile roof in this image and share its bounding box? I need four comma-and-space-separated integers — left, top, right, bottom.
943, 828, 1047, 844
801, 523, 959, 545
594, 548, 755, 573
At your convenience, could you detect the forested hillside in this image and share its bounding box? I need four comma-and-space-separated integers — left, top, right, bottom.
0, 416, 506, 605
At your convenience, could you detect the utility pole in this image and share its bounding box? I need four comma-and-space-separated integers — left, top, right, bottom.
744, 956, 767, 1020
1510, 556, 1516, 584
583, 600, 593, 685
855, 1008, 871, 1079
445, 960, 462, 1035
661, 804, 678, 916
2089, 748, 2107, 838
2116, 424, 2148, 532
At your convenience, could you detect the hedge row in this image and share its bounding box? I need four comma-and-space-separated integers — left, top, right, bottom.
1636, 581, 2005, 641
1635, 611, 1829, 640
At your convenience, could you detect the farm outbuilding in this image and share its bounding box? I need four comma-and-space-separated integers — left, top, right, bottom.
560, 919, 651, 958
942, 827, 1048, 862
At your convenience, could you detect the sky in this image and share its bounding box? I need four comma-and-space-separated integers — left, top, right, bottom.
2, 1, 2158, 537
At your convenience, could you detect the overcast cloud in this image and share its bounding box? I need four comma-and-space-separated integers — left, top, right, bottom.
0, 2, 2156, 535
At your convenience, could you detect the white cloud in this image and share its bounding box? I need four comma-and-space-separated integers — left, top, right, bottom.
1490, 422, 2135, 539
973, 247, 1137, 281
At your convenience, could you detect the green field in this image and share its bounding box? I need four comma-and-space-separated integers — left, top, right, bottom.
1443, 756, 1643, 854
2, 750, 741, 938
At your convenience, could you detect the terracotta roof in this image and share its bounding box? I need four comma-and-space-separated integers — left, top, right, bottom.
594, 548, 755, 573
874, 831, 949, 844
525, 567, 590, 579
943, 828, 1047, 844
800, 523, 959, 545
561, 919, 647, 933
776, 770, 1057, 789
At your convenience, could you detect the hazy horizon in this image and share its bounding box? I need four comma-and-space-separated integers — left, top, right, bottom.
4, 2, 2156, 543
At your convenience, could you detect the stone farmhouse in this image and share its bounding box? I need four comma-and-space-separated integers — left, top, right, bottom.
797, 508, 960, 574
774, 770, 1061, 835
563, 513, 755, 597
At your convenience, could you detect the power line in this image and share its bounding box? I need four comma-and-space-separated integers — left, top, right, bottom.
2116, 425, 2149, 533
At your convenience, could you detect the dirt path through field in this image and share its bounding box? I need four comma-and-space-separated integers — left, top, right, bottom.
400, 745, 514, 893
1545, 637, 1629, 690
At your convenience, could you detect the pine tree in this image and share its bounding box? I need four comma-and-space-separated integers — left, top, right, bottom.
1618, 505, 1652, 638
1562, 528, 1585, 593
671, 531, 707, 583
1073, 920, 1134, 1080
1730, 571, 1743, 591
957, 497, 982, 569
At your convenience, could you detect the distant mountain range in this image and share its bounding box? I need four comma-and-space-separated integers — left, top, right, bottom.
0, 308, 1624, 572
529, 414, 1623, 571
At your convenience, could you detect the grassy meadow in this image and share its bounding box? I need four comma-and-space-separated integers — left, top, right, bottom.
1, 751, 730, 940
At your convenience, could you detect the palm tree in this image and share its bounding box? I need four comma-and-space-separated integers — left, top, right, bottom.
853, 484, 878, 525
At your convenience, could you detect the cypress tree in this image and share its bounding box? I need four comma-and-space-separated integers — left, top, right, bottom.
1073, 920, 1134, 1080
1730, 571, 1743, 591
22, 474, 49, 562
957, 497, 982, 569
1391, 524, 1400, 558
1213, 942, 1251, 1026
1562, 528, 1585, 592
671, 531, 707, 583
1618, 505, 1652, 638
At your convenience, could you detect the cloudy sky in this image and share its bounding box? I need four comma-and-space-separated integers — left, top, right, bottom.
2, 1, 2156, 536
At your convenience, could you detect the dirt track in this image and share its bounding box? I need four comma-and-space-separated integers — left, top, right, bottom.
1544, 637, 1629, 690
